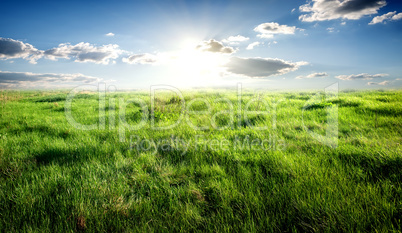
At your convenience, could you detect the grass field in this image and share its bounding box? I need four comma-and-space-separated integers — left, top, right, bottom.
0, 89, 401, 232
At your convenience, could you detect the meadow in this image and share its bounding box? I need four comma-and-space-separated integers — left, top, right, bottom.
0, 88, 401, 232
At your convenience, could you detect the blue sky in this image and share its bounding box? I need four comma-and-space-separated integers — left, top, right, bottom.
1, 0, 402, 89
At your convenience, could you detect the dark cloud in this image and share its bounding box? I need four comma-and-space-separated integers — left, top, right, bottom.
196, 39, 235, 54
299, 0, 386, 22
225, 57, 307, 78
336, 0, 385, 14
0, 37, 43, 63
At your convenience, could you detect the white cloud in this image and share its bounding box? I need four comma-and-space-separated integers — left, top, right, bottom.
246, 42, 261, 50
196, 39, 235, 54
367, 81, 389, 85
0, 70, 100, 89
222, 35, 249, 45
335, 73, 388, 80
44, 42, 123, 64
254, 22, 297, 38
327, 27, 335, 32
0, 37, 43, 64
267, 41, 278, 47
225, 57, 308, 78
296, 72, 328, 79
369, 11, 395, 24
105, 32, 115, 37
0, 37, 125, 65
392, 12, 402, 20
369, 11, 402, 24
299, 0, 386, 22
122, 53, 159, 65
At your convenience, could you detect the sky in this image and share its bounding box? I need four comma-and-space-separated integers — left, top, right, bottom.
1, 0, 402, 90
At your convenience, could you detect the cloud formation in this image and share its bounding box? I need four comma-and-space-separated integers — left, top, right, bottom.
105, 32, 115, 37
327, 27, 336, 33
335, 73, 388, 80
246, 42, 261, 50
196, 39, 235, 54
122, 53, 159, 65
44, 42, 123, 64
0, 37, 125, 65
367, 81, 389, 85
369, 11, 402, 24
0, 70, 100, 88
225, 57, 308, 78
0, 37, 43, 64
296, 72, 328, 79
394, 13, 402, 21
254, 22, 297, 38
299, 0, 386, 22
222, 35, 249, 45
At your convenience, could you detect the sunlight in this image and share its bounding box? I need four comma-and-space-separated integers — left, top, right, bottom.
167, 39, 229, 85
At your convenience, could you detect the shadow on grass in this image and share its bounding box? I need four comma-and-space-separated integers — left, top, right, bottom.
11, 124, 72, 139
33, 93, 99, 103
34, 94, 67, 103
332, 99, 361, 108
338, 151, 402, 183
34, 146, 96, 166
303, 102, 333, 110
157, 147, 294, 188
365, 106, 401, 117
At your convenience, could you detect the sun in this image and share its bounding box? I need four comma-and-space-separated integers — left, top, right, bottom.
166, 39, 229, 85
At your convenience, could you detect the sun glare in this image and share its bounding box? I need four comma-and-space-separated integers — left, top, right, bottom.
167, 39, 229, 85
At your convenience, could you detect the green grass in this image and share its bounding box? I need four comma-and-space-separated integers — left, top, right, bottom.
0, 89, 401, 232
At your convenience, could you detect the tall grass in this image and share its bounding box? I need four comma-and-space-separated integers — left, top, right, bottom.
0, 89, 401, 232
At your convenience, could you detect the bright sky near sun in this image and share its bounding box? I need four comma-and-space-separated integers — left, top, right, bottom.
0, 0, 402, 90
